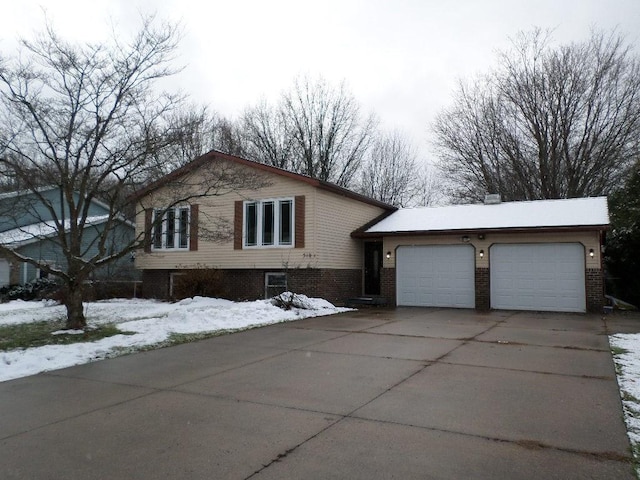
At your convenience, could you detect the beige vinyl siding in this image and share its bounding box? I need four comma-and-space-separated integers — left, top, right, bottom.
136, 160, 386, 271
383, 231, 602, 270
137, 177, 317, 269
314, 189, 387, 269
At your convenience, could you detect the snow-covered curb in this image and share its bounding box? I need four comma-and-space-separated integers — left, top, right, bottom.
0, 295, 351, 383
610, 333, 640, 474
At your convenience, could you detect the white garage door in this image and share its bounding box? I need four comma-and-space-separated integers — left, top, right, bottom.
490, 243, 585, 313
0, 259, 9, 287
396, 245, 475, 308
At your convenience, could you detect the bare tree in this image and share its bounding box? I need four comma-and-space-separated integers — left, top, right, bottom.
358, 131, 442, 207
148, 106, 246, 179
241, 76, 377, 187
0, 16, 263, 329
434, 29, 640, 202
240, 100, 295, 170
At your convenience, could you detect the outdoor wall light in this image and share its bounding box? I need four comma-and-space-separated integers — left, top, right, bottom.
589, 248, 595, 258
479, 250, 484, 258
461, 235, 470, 243
386, 251, 392, 259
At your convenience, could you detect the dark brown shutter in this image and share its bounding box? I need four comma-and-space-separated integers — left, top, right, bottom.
234, 200, 243, 250
189, 204, 199, 251
295, 195, 305, 249
144, 209, 153, 253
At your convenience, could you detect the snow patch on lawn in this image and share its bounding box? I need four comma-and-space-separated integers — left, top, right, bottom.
610, 333, 640, 472
0, 294, 350, 382
51, 329, 85, 335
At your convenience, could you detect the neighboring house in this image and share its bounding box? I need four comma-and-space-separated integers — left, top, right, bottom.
135, 151, 609, 313
354, 196, 609, 313
0, 187, 137, 287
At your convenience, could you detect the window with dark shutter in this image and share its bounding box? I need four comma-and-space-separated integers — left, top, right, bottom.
295, 195, 305, 249
242, 197, 297, 248
189, 204, 198, 251
150, 206, 191, 251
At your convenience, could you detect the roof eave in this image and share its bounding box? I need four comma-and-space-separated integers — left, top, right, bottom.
131, 150, 396, 211
351, 209, 399, 238
355, 224, 610, 238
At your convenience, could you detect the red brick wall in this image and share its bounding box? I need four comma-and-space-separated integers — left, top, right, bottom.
142, 265, 604, 313
141, 268, 362, 306
381, 267, 396, 307
141, 269, 170, 298
586, 268, 604, 313
475, 267, 490, 311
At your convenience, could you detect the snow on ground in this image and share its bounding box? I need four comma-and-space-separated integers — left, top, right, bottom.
610, 333, 640, 471
0, 295, 350, 383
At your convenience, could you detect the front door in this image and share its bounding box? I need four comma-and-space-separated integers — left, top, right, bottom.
364, 241, 383, 295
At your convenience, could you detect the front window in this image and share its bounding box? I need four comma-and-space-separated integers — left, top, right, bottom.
152, 206, 190, 250
244, 198, 294, 248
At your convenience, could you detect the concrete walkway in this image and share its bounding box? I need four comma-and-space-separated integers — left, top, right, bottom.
1, 308, 637, 479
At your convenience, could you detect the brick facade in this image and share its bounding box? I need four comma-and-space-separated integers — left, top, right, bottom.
475, 267, 490, 311
141, 269, 171, 299
381, 267, 396, 307
143, 264, 605, 313
142, 268, 362, 306
586, 268, 604, 313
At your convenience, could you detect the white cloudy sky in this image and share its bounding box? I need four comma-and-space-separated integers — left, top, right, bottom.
2, 0, 639, 161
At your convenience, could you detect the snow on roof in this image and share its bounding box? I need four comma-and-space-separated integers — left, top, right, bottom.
366, 197, 609, 233
0, 215, 110, 248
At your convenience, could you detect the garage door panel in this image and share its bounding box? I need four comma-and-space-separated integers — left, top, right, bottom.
490, 243, 585, 313
397, 245, 475, 308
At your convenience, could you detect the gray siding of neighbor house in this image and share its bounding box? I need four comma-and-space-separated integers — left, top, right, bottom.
0, 188, 137, 285
14, 220, 138, 284
0, 189, 110, 233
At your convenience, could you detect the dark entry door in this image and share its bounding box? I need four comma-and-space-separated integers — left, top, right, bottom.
364, 241, 383, 295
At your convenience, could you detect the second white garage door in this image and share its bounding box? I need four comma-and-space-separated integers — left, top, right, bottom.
490, 243, 586, 313
396, 245, 475, 308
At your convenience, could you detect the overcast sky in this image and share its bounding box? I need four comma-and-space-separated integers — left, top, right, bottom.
2, 0, 639, 163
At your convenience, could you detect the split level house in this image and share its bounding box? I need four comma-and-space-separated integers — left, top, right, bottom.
135, 151, 609, 313
0, 187, 137, 287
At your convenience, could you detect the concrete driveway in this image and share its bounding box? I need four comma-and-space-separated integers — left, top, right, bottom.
1, 308, 637, 479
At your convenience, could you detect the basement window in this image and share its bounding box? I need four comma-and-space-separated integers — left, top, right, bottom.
265, 272, 288, 299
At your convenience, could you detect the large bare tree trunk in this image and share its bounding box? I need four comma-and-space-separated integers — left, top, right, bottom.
64, 282, 86, 330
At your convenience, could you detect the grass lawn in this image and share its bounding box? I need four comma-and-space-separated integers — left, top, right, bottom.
0, 321, 127, 351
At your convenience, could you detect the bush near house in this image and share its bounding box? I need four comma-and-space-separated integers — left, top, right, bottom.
0, 278, 60, 302
171, 268, 227, 300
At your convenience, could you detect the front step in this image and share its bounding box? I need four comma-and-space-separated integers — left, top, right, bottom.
346, 296, 388, 308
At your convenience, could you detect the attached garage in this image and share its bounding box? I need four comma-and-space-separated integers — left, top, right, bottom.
396, 245, 475, 308
358, 196, 609, 313
490, 243, 586, 313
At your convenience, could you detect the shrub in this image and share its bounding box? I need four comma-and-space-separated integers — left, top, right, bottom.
0, 277, 61, 302
171, 268, 227, 300
271, 292, 315, 310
